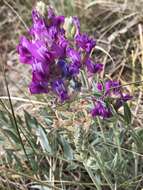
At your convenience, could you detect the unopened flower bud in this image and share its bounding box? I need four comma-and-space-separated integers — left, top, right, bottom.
63, 17, 76, 39
36, 1, 47, 17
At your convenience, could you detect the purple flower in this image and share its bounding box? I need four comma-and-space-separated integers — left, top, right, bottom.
18, 38, 51, 64
52, 79, 68, 102
122, 94, 132, 101
30, 10, 49, 40
86, 59, 103, 74
30, 8, 65, 42
29, 81, 48, 94
105, 80, 120, 95
115, 94, 132, 109
47, 7, 65, 27
91, 101, 112, 118
97, 80, 121, 96
95, 80, 132, 114
75, 33, 96, 54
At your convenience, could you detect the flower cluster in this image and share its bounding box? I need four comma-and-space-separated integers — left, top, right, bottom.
17, 2, 102, 102
91, 80, 132, 118
17, 2, 131, 119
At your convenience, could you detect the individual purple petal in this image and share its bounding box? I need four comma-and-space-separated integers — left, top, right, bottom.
97, 83, 103, 91
86, 59, 103, 74
105, 80, 120, 95
67, 48, 81, 76
53, 16, 65, 26
52, 79, 69, 102
91, 106, 99, 117
32, 9, 40, 23
115, 94, 132, 109
75, 33, 96, 54
105, 80, 112, 94
47, 7, 55, 20
47, 7, 64, 27
48, 24, 65, 42
59, 91, 69, 102
58, 35, 69, 49
72, 16, 80, 35
67, 48, 81, 64
32, 61, 49, 81
68, 63, 80, 76
29, 81, 48, 94
122, 94, 132, 101
111, 81, 120, 94
17, 36, 33, 64
91, 101, 112, 118
47, 26, 58, 40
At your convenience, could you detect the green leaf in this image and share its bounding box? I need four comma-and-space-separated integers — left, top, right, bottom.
3, 128, 20, 144
58, 135, 73, 160
124, 103, 131, 124
13, 153, 23, 170
0, 110, 10, 126
111, 153, 118, 169
36, 126, 53, 154
93, 92, 102, 98
24, 111, 38, 131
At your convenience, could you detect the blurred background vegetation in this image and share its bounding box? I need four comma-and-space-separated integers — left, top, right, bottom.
0, 0, 143, 190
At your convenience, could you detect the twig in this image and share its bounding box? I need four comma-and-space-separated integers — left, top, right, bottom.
3, 0, 29, 30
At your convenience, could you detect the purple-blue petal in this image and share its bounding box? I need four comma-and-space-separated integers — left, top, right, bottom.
86, 59, 103, 74
57, 59, 71, 78
105, 80, 121, 95
52, 79, 69, 102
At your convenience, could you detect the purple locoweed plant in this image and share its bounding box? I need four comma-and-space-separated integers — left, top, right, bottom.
17, 1, 132, 119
